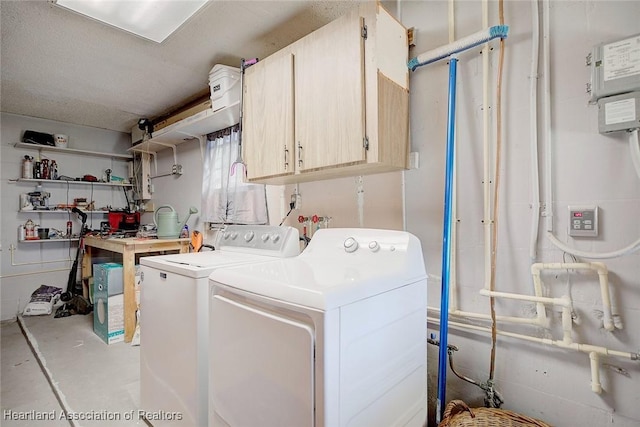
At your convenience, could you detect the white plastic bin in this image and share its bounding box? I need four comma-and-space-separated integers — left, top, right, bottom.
208, 64, 240, 111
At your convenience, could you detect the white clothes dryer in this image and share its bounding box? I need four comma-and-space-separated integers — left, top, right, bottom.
139, 225, 299, 426
208, 228, 428, 427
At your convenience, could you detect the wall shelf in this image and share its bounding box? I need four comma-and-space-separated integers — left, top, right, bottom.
19, 238, 79, 244
14, 142, 132, 160
11, 178, 132, 188
129, 101, 240, 154
19, 210, 108, 214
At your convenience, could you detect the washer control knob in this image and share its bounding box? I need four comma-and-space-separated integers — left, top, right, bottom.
368, 241, 380, 252
223, 232, 231, 240
261, 233, 270, 242
344, 237, 359, 253
271, 234, 280, 243
231, 232, 238, 240
244, 231, 255, 242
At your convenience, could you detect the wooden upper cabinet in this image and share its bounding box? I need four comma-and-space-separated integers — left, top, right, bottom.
243, 49, 295, 181
294, 14, 366, 172
243, 2, 408, 184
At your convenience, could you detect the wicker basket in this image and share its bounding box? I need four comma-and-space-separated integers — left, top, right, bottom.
438, 400, 553, 427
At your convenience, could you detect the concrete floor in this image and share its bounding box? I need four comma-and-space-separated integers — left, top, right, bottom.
1, 314, 145, 426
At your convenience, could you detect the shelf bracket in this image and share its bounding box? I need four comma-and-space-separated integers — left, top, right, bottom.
146, 142, 182, 179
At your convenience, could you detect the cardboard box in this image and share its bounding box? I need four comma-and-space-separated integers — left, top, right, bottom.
93, 293, 124, 344
154, 98, 212, 131
93, 263, 124, 344
93, 263, 123, 295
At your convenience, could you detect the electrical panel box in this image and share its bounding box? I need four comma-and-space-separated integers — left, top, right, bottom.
568, 206, 599, 238
598, 91, 640, 133
588, 33, 640, 103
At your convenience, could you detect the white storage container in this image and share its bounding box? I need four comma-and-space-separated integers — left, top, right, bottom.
208, 64, 240, 111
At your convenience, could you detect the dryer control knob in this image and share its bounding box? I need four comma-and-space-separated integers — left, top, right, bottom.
223, 232, 231, 240
244, 231, 255, 242
231, 232, 238, 240
368, 241, 380, 252
261, 233, 270, 242
344, 237, 359, 253
271, 234, 280, 243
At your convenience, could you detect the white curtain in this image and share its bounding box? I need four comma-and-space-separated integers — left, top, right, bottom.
201, 126, 269, 224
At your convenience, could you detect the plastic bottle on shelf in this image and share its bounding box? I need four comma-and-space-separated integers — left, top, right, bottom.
22, 156, 33, 179
24, 219, 36, 239
180, 224, 189, 238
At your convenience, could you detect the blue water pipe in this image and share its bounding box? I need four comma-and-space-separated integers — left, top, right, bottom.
436, 56, 458, 424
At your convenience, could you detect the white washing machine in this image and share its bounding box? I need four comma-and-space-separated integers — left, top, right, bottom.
208, 228, 428, 427
139, 225, 300, 427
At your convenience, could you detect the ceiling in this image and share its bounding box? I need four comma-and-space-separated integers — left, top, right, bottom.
0, 0, 369, 134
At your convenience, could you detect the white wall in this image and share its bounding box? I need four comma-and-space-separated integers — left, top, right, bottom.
0, 113, 130, 319
401, 1, 639, 425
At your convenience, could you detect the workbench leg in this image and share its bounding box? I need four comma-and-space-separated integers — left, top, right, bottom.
83, 244, 93, 301
123, 247, 136, 343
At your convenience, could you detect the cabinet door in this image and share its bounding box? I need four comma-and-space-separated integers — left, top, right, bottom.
242, 50, 295, 181
295, 13, 366, 172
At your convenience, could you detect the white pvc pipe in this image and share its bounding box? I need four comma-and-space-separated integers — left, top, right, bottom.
479, 288, 570, 307
427, 316, 638, 360
429, 305, 549, 327
542, 0, 553, 233
482, 0, 492, 292
479, 289, 572, 341
356, 176, 364, 227
426, 316, 639, 395
448, 0, 459, 313
198, 135, 206, 162
529, 0, 541, 262
589, 352, 603, 394
532, 262, 618, 331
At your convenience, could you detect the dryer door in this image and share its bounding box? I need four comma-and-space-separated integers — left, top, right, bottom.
210, 295, 315, 427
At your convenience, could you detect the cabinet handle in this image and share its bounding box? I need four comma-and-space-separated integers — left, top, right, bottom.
284, 146, 289, 170
297, 143, 303, 168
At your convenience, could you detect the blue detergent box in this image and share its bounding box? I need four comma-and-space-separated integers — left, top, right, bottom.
93, 263, 124, 344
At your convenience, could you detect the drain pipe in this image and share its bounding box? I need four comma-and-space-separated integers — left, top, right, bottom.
589, 352, 602, 394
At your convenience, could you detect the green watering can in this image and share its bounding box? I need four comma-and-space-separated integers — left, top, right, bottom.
154, 205, 198, 239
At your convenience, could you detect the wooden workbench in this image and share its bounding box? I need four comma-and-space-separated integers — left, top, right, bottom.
83, 236, 190, 342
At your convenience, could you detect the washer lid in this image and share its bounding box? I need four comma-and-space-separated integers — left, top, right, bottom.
209, 228, 427, 310
141, 251, 268, 278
